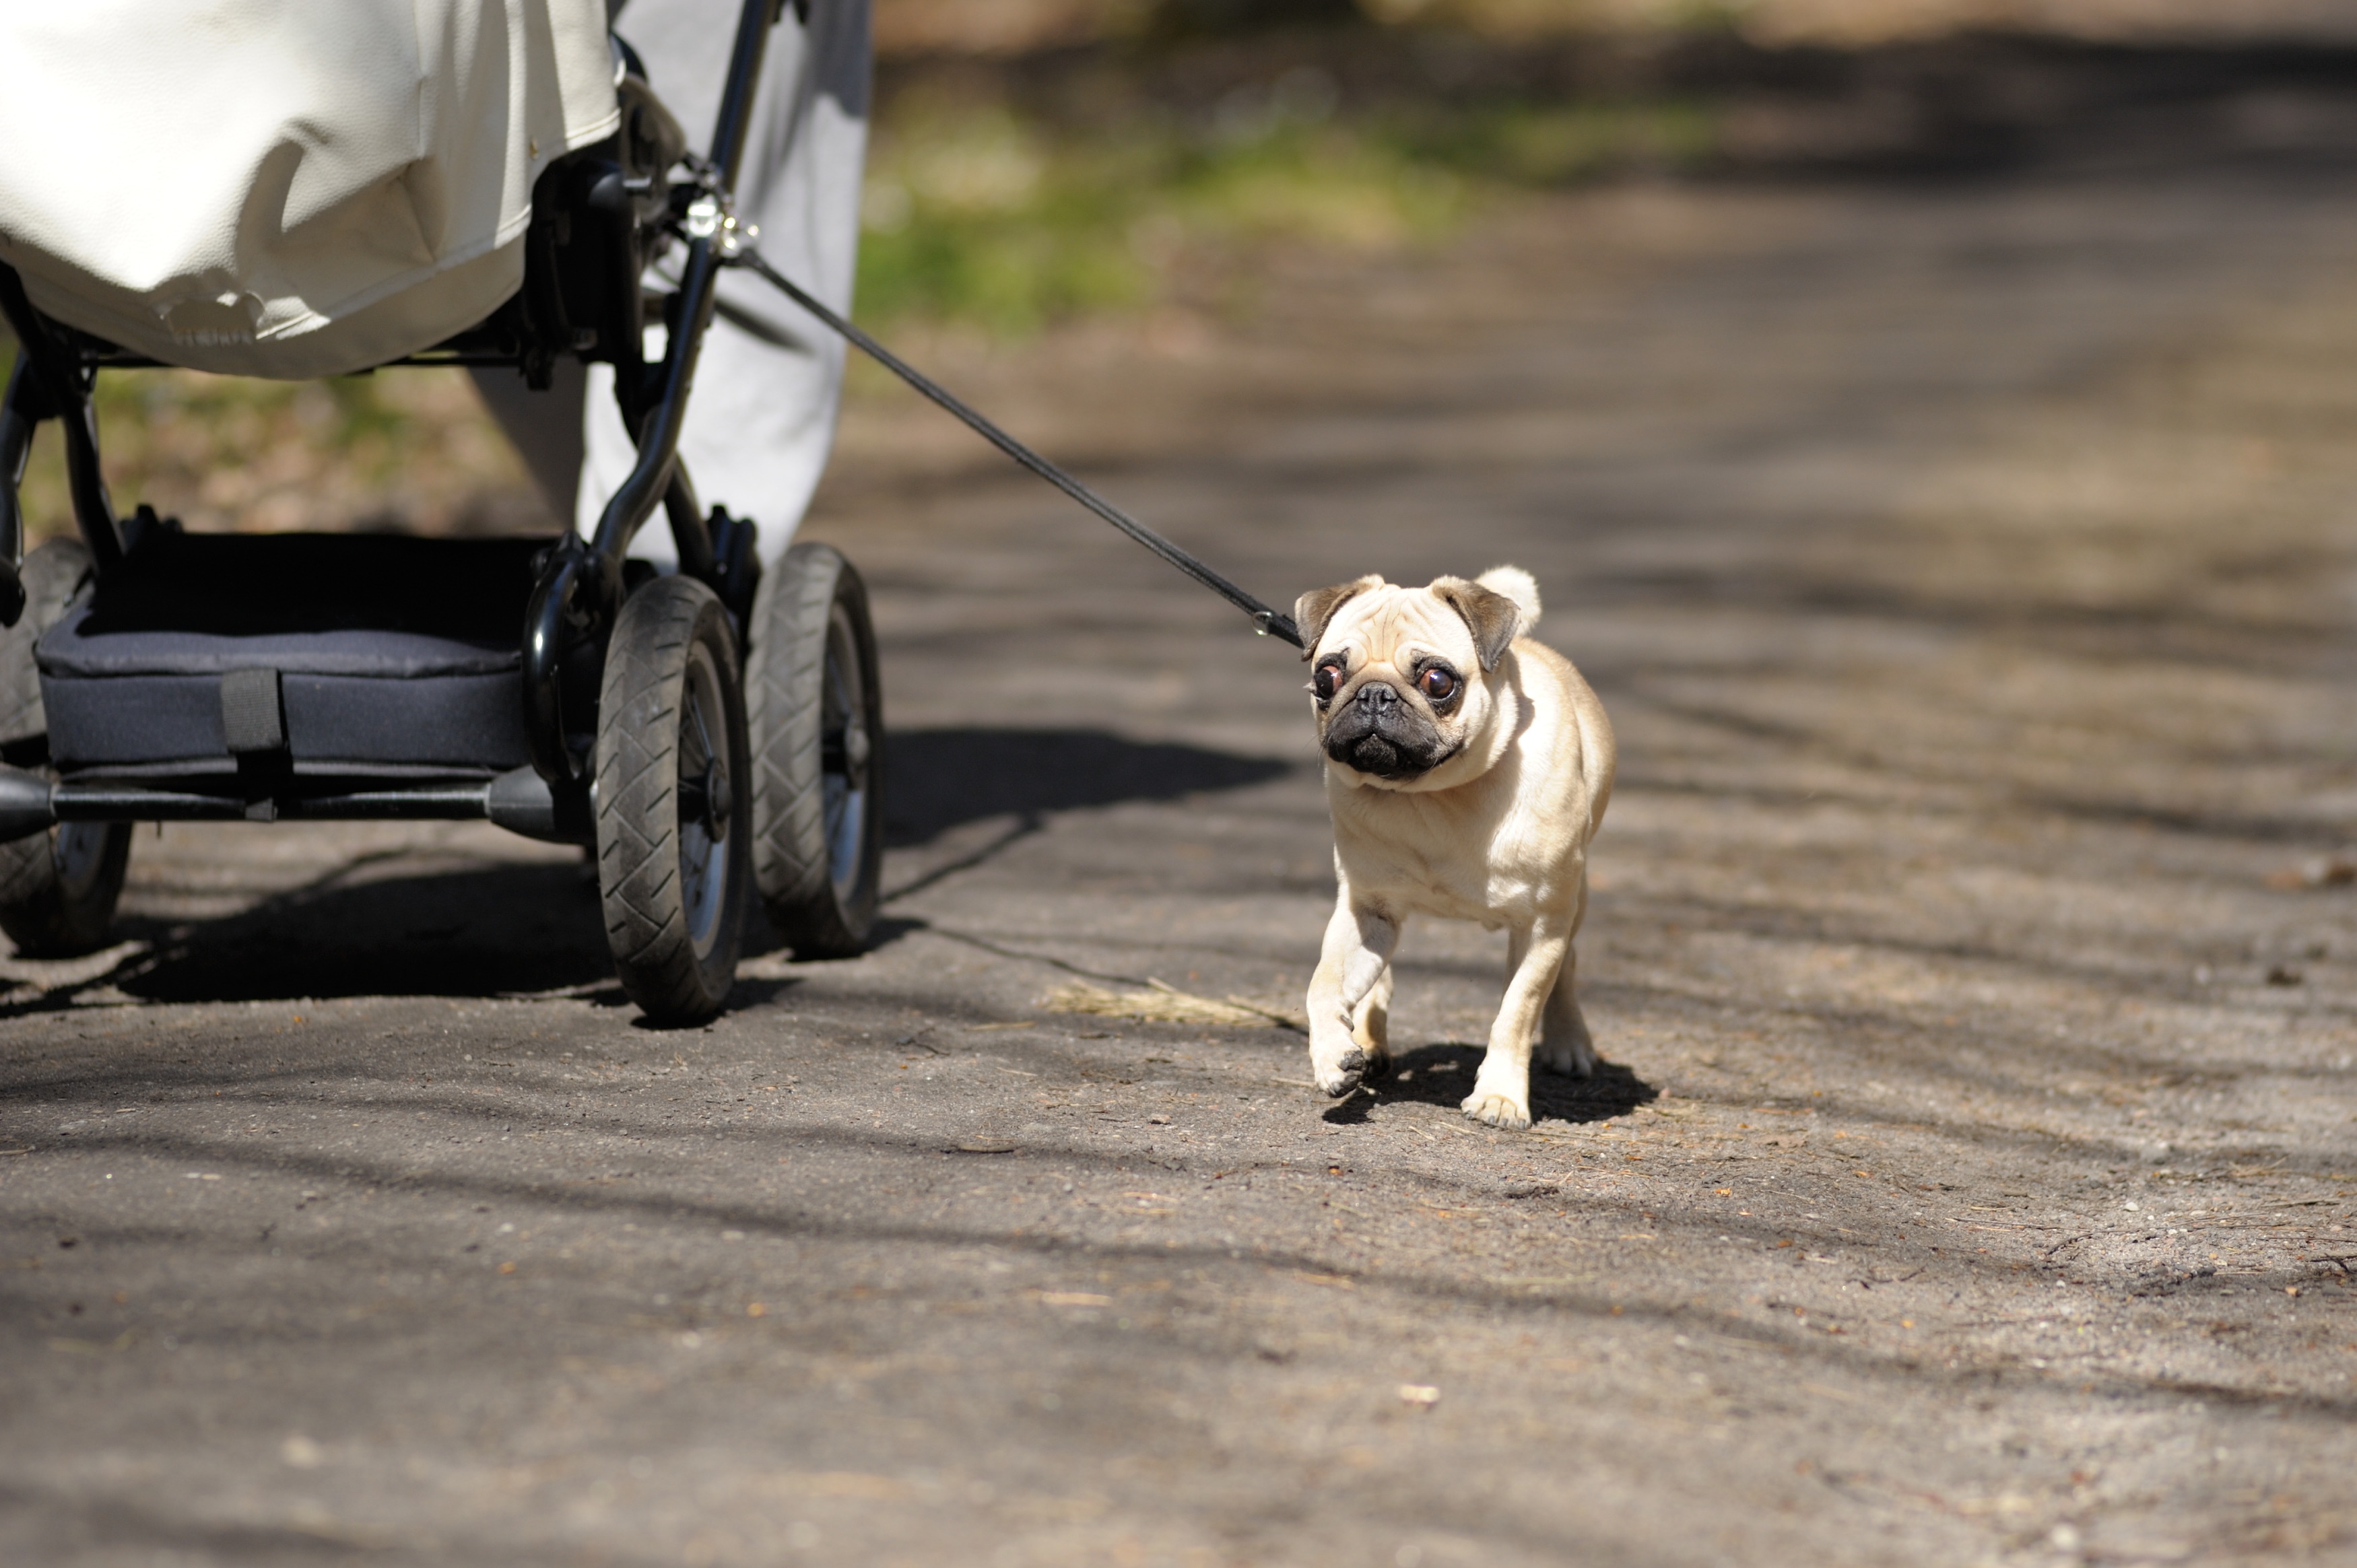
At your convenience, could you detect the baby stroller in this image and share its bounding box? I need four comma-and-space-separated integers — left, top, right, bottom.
0, 0, 882, 1023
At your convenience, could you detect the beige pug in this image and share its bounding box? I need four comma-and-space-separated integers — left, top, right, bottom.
1294, 566, 1614, 1130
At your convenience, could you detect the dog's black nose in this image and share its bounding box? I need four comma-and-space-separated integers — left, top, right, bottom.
1355, 683, 1398, 709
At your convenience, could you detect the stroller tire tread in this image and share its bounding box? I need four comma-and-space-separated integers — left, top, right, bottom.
747, 542, 882, 958
594, 575, 750, 1025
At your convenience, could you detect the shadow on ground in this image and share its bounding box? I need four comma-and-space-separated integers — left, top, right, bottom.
6, 728, 1294, 1007
108, 861, 613, 1005
1323, 1042, 1658, 1127
884, 727, 1291, 846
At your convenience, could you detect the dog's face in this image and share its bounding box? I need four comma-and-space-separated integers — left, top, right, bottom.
1295, 574, 1525, 788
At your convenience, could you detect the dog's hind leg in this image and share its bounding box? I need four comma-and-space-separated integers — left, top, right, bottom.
1537, 946, 1595, 1079
1352, 964, 1395, 1081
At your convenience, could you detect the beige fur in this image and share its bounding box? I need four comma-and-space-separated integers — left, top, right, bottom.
1296, 566, 1614, 1130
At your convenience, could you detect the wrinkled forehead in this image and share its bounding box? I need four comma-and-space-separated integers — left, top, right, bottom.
1319, 587, 1472, 664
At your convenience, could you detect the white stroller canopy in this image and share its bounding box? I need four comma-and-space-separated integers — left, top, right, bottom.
0, 0, 620, 379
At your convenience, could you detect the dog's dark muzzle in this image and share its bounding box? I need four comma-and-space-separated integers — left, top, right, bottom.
1323, 682, 1448, 779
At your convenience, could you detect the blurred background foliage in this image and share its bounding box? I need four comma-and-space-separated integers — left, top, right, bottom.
7, 0, 2353, 536
851, 73, 1717, 333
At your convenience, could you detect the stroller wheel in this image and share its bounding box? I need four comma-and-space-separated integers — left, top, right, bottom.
593, 576, 751, 1024
745, 543, 883, 958
0, 538, 131, 958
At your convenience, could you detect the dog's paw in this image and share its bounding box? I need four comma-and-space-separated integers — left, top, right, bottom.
1360, 1047, 1394, 1084
1461, 1089, 1532, 1130
1315, 1048, 1366, 1098
1537, 1040, 1595, 1079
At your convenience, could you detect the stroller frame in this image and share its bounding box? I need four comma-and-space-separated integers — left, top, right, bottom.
0, 0, 886, 1021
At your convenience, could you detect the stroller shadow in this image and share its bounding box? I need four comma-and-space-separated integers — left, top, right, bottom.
104, 860, 617, 1007
1325, 1042, 1659, 1128
32, 728, 1295, 1007
883, 727, 1290, 847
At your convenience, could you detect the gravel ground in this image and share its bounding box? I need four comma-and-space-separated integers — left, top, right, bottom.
6, 74, 2357, 1568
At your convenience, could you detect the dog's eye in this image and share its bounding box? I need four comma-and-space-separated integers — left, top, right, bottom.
1419, 667, 1457, 702
1313, 663, 1343, 700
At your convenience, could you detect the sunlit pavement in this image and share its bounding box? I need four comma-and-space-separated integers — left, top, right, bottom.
7, 99, 2357, 1568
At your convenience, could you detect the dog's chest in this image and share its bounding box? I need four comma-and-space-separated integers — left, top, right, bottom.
1332, 784, 1566, 924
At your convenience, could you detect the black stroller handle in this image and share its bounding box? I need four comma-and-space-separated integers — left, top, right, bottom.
585, 0, 778, 570
527, 0, 785, 784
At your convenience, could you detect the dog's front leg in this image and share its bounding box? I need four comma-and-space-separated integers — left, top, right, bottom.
1306, 896, 1399, 1097
1463, 919, 1572, 1130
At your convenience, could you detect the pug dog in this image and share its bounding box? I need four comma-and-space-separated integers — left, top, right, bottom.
1296, 566, 1614, 1130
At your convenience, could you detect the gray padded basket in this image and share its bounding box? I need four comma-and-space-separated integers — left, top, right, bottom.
36, 531, 550, 779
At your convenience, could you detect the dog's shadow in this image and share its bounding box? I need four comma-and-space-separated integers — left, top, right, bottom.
1327, 1042, 1657, 1126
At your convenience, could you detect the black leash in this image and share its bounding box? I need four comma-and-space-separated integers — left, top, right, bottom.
731, 246, 1303, 648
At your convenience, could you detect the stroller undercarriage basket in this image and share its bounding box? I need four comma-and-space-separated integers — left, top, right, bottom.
0, 0, 882, 1023
38, 533, 544, 780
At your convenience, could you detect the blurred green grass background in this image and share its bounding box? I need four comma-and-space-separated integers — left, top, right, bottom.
853, 77, 1715, 333
16, 0, 2297, 537
3, 42, 1719, 537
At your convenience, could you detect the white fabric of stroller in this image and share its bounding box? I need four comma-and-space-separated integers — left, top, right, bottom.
0, 0, 620, 379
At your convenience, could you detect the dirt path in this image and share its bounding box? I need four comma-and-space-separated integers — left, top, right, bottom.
5, 131, 2357, 1567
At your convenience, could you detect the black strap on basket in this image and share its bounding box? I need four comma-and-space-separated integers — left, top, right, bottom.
731, 246, 1303, 649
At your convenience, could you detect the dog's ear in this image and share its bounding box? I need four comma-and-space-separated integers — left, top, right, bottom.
1294, 576, 1384, 660
1430, 576, 1523, 672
